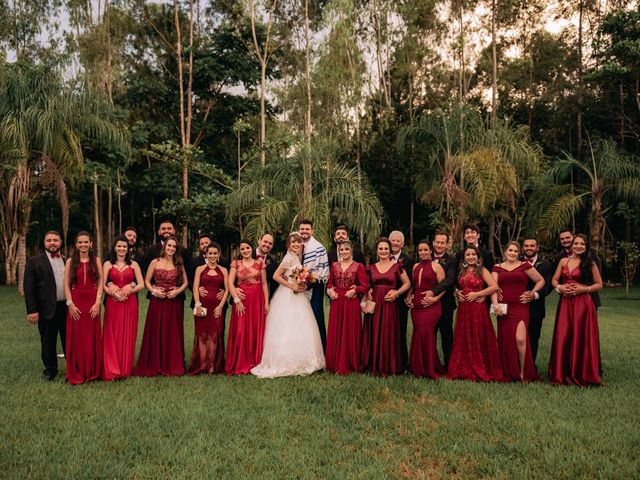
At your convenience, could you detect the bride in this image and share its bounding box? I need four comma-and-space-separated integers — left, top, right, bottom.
251, 232, 325, 378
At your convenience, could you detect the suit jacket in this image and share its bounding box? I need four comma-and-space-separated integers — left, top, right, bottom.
259, 254, 279, 299
430, 252, 458, 311
525, 257, 554, 321
24, 252, 64, 319
328, 246, 366, 266
553, 249, 602, 308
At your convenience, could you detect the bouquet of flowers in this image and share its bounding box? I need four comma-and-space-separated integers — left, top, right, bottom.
289, 266, 318, 294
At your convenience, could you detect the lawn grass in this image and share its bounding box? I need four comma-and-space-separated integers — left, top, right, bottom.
1, 285, 638, 479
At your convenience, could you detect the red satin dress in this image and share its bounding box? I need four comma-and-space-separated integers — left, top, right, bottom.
326, 261, 369, 374
548, 265, 601, 386
493, 263, 541, 382
225, 259, 266, 375
102, 265, 138, 380
66, 261, 103, 384
361, 263, 404, 376
447, 271, 505, 382
409, 261, 444, 378
134, 268, 185, 376
188, 265, 226, 375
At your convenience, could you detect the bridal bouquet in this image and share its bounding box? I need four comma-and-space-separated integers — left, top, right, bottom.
289, 266, 318, 294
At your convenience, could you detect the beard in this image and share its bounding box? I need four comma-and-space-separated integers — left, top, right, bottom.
45, 245, 60, 254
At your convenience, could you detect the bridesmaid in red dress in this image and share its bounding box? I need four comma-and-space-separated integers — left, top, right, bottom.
225, 239, 270, 375
64, 231, 104, 384
549, 234, 603, 386
491, 241, 544, 382
326, 241, 369, 374
102, 235, 144, 380
406, 240, 445, 378
189, 242, 229, 375
134, 237, 188, 377
361, 237, 411, 376
447, 246, 505, 382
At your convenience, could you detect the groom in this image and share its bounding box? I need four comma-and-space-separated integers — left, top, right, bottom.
299, 219, 329, 350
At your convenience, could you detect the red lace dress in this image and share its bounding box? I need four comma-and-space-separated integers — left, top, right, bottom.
188, 265, 226, 375
409, 261, 444, 378
447, 271, 505, 382
492, 263, 540, 381
66, 261, 103, 384
548, 265, 601, 386
225, 259, 266, 375
134, 268, 185, 376
326, 261, 369, 374
102, 265, 138, 380
361, 262, 404, 376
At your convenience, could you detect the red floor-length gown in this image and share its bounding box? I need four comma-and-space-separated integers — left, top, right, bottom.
102, 266, 138, 380
548, 265, 601, 386
326, 261, 369, 374
493, 263, 541, 382
409, 261, 444, 378
66, 261, 103, 384
361, 263, 404, 376
134, 268, 185, 376
447, 271, 505, 382
188, 265, 225, 375
225, 260, 266, 375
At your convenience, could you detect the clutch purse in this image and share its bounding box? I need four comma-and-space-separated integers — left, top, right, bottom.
360, 298, 376, 314
193, 306, 208, 317
490, 303, 507, 316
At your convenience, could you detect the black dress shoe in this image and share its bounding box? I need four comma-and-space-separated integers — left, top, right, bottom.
43, 373, 56, 381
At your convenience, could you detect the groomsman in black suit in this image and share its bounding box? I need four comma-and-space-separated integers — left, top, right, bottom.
141, 218, 193, 296
327, 225, 365, 265
23, 231, 67, 380
123, 226, 139, 261
553, 228, 601, 308
422, 231, 458, 369
255, 233, 278, 299
521, 237, 554, 366
389, 230, 415, 372
456, 223, 494, 271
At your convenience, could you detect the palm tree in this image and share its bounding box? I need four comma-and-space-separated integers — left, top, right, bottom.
0, 62, 130, 291
536, 138, 640, 251
226, 137, 383, 248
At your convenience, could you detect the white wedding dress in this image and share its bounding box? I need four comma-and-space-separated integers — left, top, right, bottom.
251, 252, 326, 378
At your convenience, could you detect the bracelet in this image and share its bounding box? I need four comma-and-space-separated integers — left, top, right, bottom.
195, 302, 202, 308
130, 282, 136, 288
233, 297, 241, 304
66, 300, 74, 306
555, 286, 561, 293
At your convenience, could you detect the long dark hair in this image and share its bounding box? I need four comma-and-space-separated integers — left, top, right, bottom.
237, 239, 257, 260
573, 234, 595, 285
69, 231, 99, 286
107, 235, 132, 265
458, 245, 483, 279
161, 236, 184, 286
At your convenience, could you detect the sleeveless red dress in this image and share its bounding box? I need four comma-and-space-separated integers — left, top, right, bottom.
188, 265, 226, 375
225, 260, 266, 375
361, 263, 404, 376
102, 265, 138, 380
492, 263, 541, 381
447, 271, 505, 382
326, 262, 369, 374
409, 261, 444, 378
548, 265, 601, 386
134, 268, 185, 376
66, 261, 103, 384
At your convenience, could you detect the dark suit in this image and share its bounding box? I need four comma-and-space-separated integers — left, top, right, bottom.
258, 253, 278, 300
328, 246, 365, 266
524, 256, 554, 364
430, 252, 458, 368
24, 252, 67, 377
394, 252, 414, 371
142, 241, 194, 300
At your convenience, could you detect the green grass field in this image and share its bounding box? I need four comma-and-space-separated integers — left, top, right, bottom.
1, 286, 638, 479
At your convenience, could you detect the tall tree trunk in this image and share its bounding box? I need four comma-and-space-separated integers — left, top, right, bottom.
107, 184, 113, 251
117, 168, 122, 233
304, 0, 312, 137
17, 227, 27, 295
576, 0, 584, 161
104, 0, 113, 105
490, 0, 497, 127
93, 175, 102, 260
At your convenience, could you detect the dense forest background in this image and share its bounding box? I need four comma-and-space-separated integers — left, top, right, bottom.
1, 0, 639, 290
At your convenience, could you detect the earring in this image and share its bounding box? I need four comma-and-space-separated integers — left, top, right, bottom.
462, 261, 469, 268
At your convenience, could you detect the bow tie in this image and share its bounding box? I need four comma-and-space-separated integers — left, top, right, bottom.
257, 254, 265, 260
50, 253, 61, 259
434, 255, 442, 260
